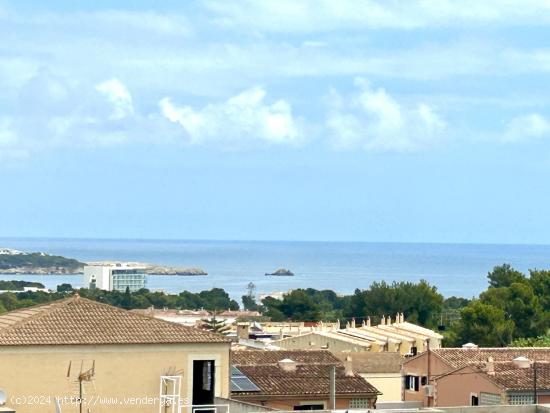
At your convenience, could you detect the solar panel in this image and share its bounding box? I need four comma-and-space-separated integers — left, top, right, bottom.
231, 366, 261, 392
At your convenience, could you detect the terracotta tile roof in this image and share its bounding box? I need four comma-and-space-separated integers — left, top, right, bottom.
335, 351, 403, 373
231, 350, 379, 397
232, 350, 342, 366
0, 296, 231, 345
431, 348, 550, 369
487, 361, 550, 391
234, 364, 380, 396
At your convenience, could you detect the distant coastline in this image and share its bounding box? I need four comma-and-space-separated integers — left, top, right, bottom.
0, 248, 208, 276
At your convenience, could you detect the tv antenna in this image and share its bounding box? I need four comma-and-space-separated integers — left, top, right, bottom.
66, 360, 96, 413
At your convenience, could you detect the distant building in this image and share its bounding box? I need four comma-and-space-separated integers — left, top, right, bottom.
402, 347, 550, 407
130, 308, 263, 328
0, 295, 231, 413
335, 352, 403, 402
83, 262, 146, 292
274, 314, 442, 355
231, 350, 380, 410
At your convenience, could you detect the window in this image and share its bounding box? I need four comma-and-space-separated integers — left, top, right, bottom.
421, 376, 428, 386
350, 398, 370, 409
294, 403, 324, 410
471, 394, 479, 406
509, 395, 534, 405
480, 392, 501, 405
404, 375, 419, 391
410, 346, 418, 356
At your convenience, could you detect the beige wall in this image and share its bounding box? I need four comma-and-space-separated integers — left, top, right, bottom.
361, 373, 402, 402
275, 333, 374, 353
233, 395, 376, 410
435, 367, 504, 407
0, 343, 230, 413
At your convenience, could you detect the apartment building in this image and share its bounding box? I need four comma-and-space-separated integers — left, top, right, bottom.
83, 262, 146, 292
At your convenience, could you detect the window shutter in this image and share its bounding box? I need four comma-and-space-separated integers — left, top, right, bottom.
414, 376, 419, 391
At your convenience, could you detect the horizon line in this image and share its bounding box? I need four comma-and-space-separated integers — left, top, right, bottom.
1, 235, 550, 248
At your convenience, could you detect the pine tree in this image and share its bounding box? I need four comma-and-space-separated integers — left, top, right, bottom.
201, 316, 231, 335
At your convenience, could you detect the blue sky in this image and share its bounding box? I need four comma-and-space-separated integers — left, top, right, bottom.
2, 0, 550, 243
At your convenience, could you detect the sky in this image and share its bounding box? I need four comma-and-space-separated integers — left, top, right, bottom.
2, 1, 550, 243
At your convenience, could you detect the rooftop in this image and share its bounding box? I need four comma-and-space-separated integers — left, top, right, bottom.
231, 349, 379, 397
232, 349, 342, 366
234, 364, 379, 396
429, 347, 550, 369
335, 351, 403, 373
0, 296, 231, 345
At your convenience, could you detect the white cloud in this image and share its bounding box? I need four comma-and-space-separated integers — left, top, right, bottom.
159, 87, 303, 147
96, 78, 135, 119
326, 79, 446, 151
0, 71, 177, 158
502, 113, 550, 142
206, 0, 550, 32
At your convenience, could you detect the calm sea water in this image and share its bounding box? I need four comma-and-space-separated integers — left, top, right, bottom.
1, 238, 550, 300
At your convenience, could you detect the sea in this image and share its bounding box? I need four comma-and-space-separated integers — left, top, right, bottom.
1, 238, 550, 300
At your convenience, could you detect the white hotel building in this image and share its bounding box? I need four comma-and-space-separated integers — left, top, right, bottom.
83, 263, 147, 292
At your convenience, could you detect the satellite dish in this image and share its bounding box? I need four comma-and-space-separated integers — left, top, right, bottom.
0, 389, 6, 405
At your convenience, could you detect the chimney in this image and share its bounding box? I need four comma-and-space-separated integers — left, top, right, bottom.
346, 321, 350, 330
237, 323, 250, 340
396, 313, 400, 324
344, 355, 354, 377
351, 318, 356, 328
387, 316, 392, 325
278, 359, 297, 372
485, 357, 495, 375
381, 315, 386, 325
401, 313, 405, 323
367, 317, 371, 327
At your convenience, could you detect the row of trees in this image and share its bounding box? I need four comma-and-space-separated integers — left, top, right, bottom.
0, 286, 239, 314
446, 265, 550, 346
246, 280, 449, 328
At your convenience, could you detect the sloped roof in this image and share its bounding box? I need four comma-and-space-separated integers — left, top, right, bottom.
0, 296, 231, 345
430, 348, 550, 369
436, 361, 550, 392
335, 352, 403, 373
232, 349, 342, 366
488, 361, 550, 391
234, 364, 380, 396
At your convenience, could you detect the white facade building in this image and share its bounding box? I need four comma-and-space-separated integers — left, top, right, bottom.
83, 263, 147, 292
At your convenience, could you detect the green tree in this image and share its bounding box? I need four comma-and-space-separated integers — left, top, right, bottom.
487, 264, 526, 288
481, 282, 547, 339
242, 282, 259, 311
261, 296, 286, 321
57, 283, 74, 293
529, 269, 550, 309
510, 335, 550, 347
261, 290, 323, 322
347, 280, 443, 327
201, 316, 231, 335
121, 286, 132, 309
199, 288, 239, 311
452, 301, 514, 346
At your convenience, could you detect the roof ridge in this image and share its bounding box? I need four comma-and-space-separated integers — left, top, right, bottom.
0, 296, 77, 335
63, 297, 231, 342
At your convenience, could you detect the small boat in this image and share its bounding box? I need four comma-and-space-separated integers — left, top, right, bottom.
265, 268, 294, 276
